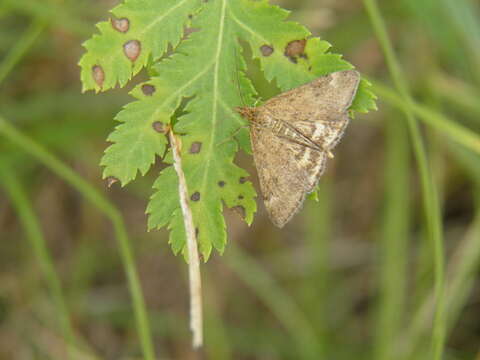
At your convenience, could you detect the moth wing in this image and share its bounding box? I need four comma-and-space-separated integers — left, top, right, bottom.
250, 124, 327, 227
261, 70, 360, 122
294, 114, 350, 151
250, 70, 360, 227
290, 139, 329, 193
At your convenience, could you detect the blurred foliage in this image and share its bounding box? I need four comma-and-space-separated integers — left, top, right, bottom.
1, 0, 480, 359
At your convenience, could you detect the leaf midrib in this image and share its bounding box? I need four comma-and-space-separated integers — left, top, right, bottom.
199, 0, 228, 195
118, 65, 212, 173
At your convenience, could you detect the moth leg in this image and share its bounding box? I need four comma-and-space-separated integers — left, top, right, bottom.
216, 124, 249, 146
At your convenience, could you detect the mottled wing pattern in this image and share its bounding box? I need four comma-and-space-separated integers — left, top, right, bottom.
262, 70, 360, 123
250, 124, 315, 227
247, 70, 360, 227
294, 114, 350, 151
281, 117, 348, 193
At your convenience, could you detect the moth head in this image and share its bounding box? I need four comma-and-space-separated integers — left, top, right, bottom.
235, 106, 256, 122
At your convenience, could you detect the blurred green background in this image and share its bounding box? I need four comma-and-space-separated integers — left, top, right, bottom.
1, 0, 480, 359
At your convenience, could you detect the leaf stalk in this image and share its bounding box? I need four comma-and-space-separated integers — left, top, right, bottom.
169, 130, 204, 348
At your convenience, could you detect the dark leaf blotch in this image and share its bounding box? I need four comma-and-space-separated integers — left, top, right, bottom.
111, 17, 130, 33
260, 44, 274, 57
92, 65, 105, 87
142, 84, 156, 96
189, 142, 202, 154
284, 39, 307, 63
123, 40, 141, 62
191, 192, 200, 201
152, 121, 165, 133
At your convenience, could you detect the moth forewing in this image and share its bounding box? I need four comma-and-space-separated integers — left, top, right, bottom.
236, 70, 360, 227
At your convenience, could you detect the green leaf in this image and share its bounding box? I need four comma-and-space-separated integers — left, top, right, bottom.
353, 78, 379, 113
80, 0, 377, 260
79, 0, 201, 92
101, 98, 170, 185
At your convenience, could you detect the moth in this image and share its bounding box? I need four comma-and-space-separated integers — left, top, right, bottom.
236, 70, 360, 227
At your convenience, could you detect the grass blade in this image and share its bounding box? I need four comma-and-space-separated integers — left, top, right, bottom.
225, 244, 322, 360
362, 1, 446, 359
371, 80, 480, 155
0, 117, 156, 360
374, 115, 410, 360
0, 162, 77, 358
0, 18, 45, 85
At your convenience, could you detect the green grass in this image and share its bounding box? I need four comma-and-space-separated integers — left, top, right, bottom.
363, 1, 446, 358
373, 114, 410, 360
0, 117, 155, 360
0, 163, 77, 358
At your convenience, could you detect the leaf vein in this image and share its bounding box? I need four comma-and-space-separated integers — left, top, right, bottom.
200, 0, 228, 193
142, 0, 191, 35
229, 10, 269, 44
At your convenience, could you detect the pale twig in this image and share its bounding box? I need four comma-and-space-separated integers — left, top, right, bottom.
168, 129, 203, 348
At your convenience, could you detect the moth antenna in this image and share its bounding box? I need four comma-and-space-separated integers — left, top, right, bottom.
216, 124, 249, 147
216, 43, 250, 148
234, 42, 248, 108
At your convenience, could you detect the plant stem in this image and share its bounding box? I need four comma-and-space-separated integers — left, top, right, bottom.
362, 1, 446, 359
169, 130, 203, 348
0, 117, 156, 360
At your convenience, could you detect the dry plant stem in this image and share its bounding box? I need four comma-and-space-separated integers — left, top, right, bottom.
169, 130, 203, 348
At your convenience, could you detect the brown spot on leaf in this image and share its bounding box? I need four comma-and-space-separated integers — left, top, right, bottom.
184, 27, 200, 37
238, 194, 244, 200
218, 181, 225, 187
106, 176, 118, 188
123, 40, 141, 62
239, 177, 246, 184
284, 39, 307, 63
233, 205, 246, 219
92, 65, 105, 87
111, 17, 129, 33
152, 121, 165, 133
141, 84, 155, 96
189, 141, 202, 154
191, 192, 200, 201
260, 44, 274, 57
195, 227, 199, 237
